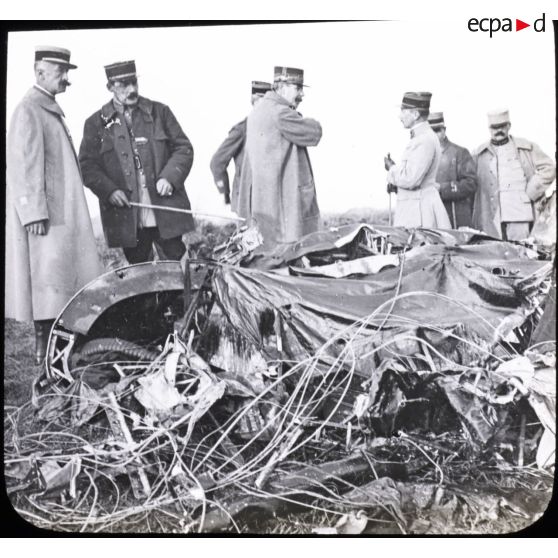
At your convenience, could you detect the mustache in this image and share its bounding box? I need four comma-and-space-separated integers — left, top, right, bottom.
61, 80, 71, 87
127, 93, 138, 100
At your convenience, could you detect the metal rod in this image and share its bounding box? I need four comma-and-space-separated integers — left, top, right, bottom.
518, 413, 526, 467
129, 201, 246, 222
451, 201, 457, 229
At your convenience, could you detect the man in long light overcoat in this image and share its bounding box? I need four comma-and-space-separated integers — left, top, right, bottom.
5, 46, 103, 364
210, 81, 271, 212
384, 92, 451, 229
472, 109, 555, 241
238, 66, 322, 246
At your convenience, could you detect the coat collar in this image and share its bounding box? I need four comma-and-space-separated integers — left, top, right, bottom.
439, 136, 450, 152
101, 95, 154, 119
264, 90, 295, 108
410, 120, 430, 139
476, 135, 531, 157
27, 86, 65, 117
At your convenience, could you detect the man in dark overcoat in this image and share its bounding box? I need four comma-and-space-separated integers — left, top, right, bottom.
210, 81, 271, 212
428, 112, 477, 229
79, 60, 195, 263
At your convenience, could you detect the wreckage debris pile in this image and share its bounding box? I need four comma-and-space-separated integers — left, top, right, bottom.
4, 224, 555, 533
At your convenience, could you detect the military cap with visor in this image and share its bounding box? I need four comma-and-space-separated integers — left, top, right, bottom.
428, 111, 445, 130
274, 66, 308, 87
401, 91, 432, 110
35, 46, 77, 69
105, 60, 137, 82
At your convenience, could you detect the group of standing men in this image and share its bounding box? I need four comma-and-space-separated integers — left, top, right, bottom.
383, 91, 555, 240
213, 84, 555, 244
5, 46, 556, 364
6, 47, 197, 364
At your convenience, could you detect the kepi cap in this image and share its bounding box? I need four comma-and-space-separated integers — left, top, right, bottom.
274, 66, 307, 87
105, 60, 137, 81
401, 91, 432, 110
35, 46, 77, 69
487, 109, 510, 126
428, 111, 445, 129
252, 81, 272, 94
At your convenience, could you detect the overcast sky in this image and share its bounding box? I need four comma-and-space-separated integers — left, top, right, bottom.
6, 17, 556, 220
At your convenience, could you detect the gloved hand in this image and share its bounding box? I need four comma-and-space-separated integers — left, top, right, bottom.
384, 153, 396, 171
224, 192, 231, 205
387, 183, 398, 194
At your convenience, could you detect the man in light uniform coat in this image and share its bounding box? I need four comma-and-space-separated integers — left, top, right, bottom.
384, 92, 451, 229
210, 81, 271, 212
472, 109, 555, 241
5, 46, 104, 364
428, 112, 477, 229
238, 66, 322, 245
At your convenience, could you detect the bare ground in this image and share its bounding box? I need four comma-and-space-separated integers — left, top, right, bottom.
4, 319, 38, 409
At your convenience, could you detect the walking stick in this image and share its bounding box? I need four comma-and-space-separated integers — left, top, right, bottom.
451, 201, 457, 229
129, 201, 245, 222
388, 192, 393, 226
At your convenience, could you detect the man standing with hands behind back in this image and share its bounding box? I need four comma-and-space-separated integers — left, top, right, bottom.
79, 60, 195, 263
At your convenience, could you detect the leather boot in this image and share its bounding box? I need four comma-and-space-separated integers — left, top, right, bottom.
33, 319, 54, 366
